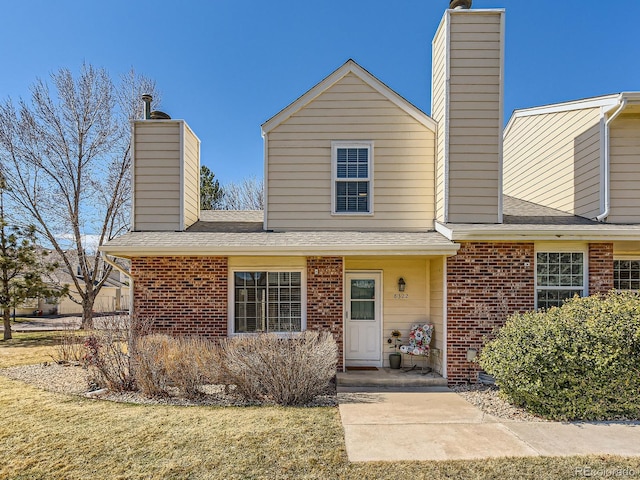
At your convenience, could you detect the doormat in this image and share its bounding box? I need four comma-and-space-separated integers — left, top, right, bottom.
346, 366, 378, 371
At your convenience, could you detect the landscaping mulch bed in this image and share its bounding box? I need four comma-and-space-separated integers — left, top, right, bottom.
0, 362, 553, 421
0, 363, 337, 408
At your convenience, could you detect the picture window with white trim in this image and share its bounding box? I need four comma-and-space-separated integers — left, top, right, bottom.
233, 271, 303, 333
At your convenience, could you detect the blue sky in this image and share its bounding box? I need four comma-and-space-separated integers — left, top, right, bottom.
2, 0, 639, 183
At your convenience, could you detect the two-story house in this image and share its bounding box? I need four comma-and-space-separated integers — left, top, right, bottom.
101, 4, 640, 384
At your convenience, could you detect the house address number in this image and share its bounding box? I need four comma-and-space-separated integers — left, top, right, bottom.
393, 293, 409, 299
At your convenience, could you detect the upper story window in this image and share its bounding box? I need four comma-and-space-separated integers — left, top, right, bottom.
332, 141, 373, 215
536, 252, 586, 310
614, 260, 640, 290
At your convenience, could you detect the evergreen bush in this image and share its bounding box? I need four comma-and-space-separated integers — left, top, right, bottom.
479, 291, 640, 420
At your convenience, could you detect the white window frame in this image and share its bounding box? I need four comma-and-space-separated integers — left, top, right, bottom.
331, 141, 374, 216
228, 268, 307, 336
535, 249, 588, 310
613, 257, 640, 291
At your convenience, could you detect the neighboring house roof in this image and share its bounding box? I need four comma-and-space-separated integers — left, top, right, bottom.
101, 210, 459, 257
188, 210, 264, 233
504, 92, 640, 139
502, 196, 597, 225
436, 195, 640, 241
261, 59, 437, 134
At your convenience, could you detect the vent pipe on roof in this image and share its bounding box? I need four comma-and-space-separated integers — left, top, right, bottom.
141, 94, 172, 120
141, 94, 152, 120
449, 0, 472, 9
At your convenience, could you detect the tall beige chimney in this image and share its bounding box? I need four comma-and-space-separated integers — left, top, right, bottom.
432, 6, 505, 223
131, 113, 201, 232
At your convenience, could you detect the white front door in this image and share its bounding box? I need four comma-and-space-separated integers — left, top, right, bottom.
345, 272, 382, 366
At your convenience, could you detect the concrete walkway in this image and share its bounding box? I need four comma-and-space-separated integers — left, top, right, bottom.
338, 390, 640, 462
0, 316, 82, 332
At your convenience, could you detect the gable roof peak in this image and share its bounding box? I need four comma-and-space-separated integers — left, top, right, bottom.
261, 59, 436, 134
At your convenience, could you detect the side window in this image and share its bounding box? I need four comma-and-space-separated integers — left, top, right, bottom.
614, 260, 640, 290
536, 252, 585, 309
332, 142, 373, 214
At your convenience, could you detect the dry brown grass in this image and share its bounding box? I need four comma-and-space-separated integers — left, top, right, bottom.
1, 333, 640, 479
0, 331, 59, 368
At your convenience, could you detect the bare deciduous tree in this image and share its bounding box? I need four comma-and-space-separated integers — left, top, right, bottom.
220, 176, 264, 211
0, 63, 159, 328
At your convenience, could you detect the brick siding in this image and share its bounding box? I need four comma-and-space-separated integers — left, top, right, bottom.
131, 256, 228, 337
306, 257, 344, 370
588, 243, 614, 295
446, 242, 535, 384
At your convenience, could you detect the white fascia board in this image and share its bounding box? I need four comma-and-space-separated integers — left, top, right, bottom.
497, 10, 505, 224
435, 221, 454, 240
504, 94, 620, 139
440, 225, 640, 242
100, 244, 460, 258
261, 60, 437, 134
179, 123, 185, 231
262, 131, 269, 230
620, 92, 640, 102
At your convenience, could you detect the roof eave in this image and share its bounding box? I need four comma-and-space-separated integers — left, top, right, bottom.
436, 222, 640, 242
100, 244, 460, 259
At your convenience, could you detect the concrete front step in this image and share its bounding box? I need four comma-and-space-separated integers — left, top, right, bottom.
337, 367, 448, 388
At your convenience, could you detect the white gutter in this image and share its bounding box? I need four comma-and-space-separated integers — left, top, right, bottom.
597, 97, 627, 222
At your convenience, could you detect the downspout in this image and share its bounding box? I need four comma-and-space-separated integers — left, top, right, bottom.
103, 255, 133, 316
596, 97, 627, 222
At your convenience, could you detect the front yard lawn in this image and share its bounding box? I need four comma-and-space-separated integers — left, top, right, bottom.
1, 332, 639, 479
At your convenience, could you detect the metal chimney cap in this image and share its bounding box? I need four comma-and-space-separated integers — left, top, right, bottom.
150, 110, 171, 120
141, 94, 153, 102
450, 0, 472, 9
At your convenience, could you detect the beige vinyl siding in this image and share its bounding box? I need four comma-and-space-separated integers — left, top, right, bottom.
266, 72, 436, 231
431, 10, 503, 224
609, 116, 640, 223
183, 124, 200, 229
133, 120, 200, 231
133, 121, 182, 231
503, 107, 602, 218
345, 257, 442, 370
432, 15, 447, 222
447, 12, 502, 223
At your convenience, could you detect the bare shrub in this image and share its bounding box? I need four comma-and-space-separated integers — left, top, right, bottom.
51, 323, 86, 364
133, 334, 223, 399
83, 315, 153, 392
220, 331, 337, 406
164, 336, 222, 399
131, 334, 173, 397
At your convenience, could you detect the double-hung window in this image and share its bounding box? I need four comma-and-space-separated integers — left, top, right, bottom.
332, 142, 373, 214
233, 271, 303, 333
536, 252, 586, 309
614, 260, 640, 290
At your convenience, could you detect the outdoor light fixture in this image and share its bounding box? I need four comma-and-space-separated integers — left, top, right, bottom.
466, 348, 478, 362
398, 277, 406, 292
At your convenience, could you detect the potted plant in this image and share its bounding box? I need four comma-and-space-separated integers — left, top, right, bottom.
388, 330, 402, 369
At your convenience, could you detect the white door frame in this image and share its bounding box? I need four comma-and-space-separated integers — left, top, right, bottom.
344, 270, 383, 367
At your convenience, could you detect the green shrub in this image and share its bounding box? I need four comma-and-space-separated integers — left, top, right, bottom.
479, 291, 640, 421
